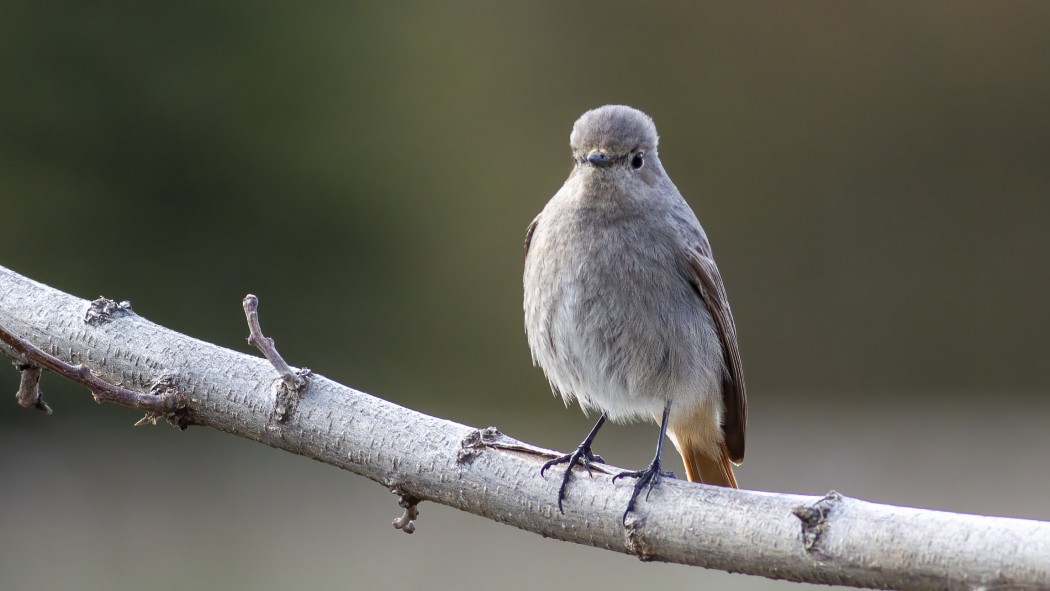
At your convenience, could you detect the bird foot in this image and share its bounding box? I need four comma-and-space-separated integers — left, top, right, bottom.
612, 460, 675, 523
541, 445, 605, 512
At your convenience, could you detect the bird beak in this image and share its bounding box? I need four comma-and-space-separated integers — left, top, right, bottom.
586, 150, 613, 168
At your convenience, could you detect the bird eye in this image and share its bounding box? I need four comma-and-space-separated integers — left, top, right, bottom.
630, 152, 644, 170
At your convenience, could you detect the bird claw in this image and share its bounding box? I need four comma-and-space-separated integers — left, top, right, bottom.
613, 460, 675, 523
541, 444, 605, 513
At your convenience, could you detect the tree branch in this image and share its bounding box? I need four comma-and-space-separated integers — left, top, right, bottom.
1, 264, 1047, 591
241, 293, 310, 423
0, 299, 185, 419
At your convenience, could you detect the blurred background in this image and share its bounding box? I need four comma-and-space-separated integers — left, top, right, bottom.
2, 2, 1049, 590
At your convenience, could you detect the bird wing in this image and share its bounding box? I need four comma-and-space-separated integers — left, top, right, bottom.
524, 217, 539, 258
687, 248, 747, 463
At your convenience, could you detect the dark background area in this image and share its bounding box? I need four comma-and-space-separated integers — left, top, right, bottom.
2, 3, 1048, 590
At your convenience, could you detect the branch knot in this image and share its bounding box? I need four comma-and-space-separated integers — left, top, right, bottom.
84, 297, 134, 326
457, 426, 504, 464
792, 490, 844, 554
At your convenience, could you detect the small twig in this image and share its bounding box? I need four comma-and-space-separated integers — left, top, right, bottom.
14, 363, 51, 413
457, 427, 614, 472
0, 322, 178, 415
242, 294, 310, 423
242, 294, 309, 391
390, 486, 422, 534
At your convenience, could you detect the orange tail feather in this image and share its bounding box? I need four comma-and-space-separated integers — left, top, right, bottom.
678, 442, 738, 488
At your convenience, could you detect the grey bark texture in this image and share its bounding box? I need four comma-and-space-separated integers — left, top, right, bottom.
1, 264, 1047, 591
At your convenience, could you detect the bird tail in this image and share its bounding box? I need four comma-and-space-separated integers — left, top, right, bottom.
669, 431, 738, 488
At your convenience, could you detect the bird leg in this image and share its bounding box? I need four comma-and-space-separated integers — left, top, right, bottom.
541, 413, 607, 512
612, 401, 675, 523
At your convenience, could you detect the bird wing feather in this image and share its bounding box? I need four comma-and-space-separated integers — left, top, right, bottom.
687, 249, 747, 463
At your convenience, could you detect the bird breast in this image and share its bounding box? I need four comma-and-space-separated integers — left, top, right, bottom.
524, 200, 724, 423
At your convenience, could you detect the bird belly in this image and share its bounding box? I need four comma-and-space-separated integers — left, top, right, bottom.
525, 231, 724, 425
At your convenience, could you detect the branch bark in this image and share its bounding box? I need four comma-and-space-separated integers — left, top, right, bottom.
1, 264, 1047, 591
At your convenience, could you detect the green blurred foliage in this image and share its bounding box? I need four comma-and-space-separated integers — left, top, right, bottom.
2, 3, 1049, 589
3, 2, 1049, 417
4, 2, 1049, 420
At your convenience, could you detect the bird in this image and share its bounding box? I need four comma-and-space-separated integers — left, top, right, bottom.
523, 105, 747, 521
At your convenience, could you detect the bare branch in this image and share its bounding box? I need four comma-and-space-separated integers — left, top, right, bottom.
2, 264, 1049, 591
242, 293, 310, 422
242, 293, 307, 390
0, 315, 183, 418
13, 363, 51, 413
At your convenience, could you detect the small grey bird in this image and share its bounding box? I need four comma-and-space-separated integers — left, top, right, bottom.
523, 105, 746, 519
